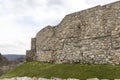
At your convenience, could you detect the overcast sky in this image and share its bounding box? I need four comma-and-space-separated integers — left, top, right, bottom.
0, 0, 118, 55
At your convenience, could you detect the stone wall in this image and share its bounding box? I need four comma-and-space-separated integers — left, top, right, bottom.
26, 38, 36, 61
26, 1, 120, 65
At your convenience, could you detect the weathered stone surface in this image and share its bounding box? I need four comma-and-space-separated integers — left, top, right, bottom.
1, 77, 79, 80
26, 1, 120, 65
114, 79, 120, 80
38, 78, 50, 80
66, 78, 79, 80
2, 77, 33, 80
3, 77, 120, 80
86, 78, 99, 80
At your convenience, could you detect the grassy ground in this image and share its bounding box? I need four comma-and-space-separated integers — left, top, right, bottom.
1, 61, 120, 80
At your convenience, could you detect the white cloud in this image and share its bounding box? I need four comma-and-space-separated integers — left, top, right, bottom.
84, 0, 118, 5
0, 0, 119, 55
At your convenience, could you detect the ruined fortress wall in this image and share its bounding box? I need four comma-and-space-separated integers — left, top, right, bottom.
26, 1, 120, 65
35, 26, 55, 62
26, 38, 36, 61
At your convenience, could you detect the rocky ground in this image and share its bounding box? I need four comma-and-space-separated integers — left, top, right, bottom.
1, 77, 120, 80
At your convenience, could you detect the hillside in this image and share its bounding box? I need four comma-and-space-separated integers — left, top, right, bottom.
0, 53, 24, 76
3, 54, 25, 61
1, 61, 120, 80
0, 53, 9, 76
0, 53, 8, 67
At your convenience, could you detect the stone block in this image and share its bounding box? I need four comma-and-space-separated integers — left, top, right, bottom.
86, 78, 99, 80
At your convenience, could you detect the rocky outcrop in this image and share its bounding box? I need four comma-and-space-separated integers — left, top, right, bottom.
26, 1, 120, 65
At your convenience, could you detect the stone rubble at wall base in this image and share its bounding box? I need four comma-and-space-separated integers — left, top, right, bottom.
26, 1, 120, 65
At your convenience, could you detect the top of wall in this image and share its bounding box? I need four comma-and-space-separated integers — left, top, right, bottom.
36, 0, 120, 39
58, 1, 120, 26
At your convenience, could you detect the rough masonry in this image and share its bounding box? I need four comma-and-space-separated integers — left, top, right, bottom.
26, 1, 120, 65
